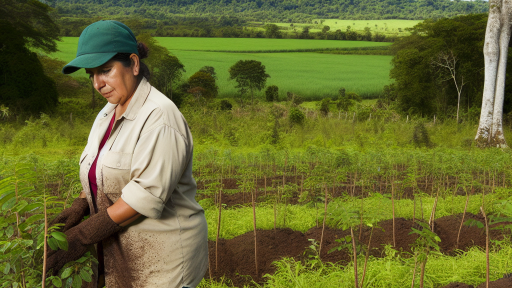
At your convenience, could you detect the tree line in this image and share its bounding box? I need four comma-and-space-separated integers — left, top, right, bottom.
53, 0, 488, 22
384, 13, 512, 126
55, 16, 394, 42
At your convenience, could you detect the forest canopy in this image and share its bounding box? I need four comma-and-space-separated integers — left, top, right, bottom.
53, 0, 488, 22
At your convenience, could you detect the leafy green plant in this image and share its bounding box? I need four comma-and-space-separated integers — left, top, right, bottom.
409, 221, 441, 288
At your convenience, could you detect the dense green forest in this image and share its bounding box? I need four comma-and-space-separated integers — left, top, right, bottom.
54, 0, 488, 22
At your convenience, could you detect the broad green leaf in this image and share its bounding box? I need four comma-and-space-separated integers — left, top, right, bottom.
72, 274, 82, 288
5, 226, 13, 238
20, 240, 33, 247
3, 263, 9, 274
65, 276, 73, 288
51, 232, 67, 242
80, 269, 92, 282
2, 198, 16, 211
12, 201, 27, 213
47, 237, 59, 251
75, 256, 88, 263
82, 266, 93, 274
61, 267, 73, 279
52, 277, 62, 288
57, 238, 68, 251
23, 214, 44, 226
18, 203, 42, 214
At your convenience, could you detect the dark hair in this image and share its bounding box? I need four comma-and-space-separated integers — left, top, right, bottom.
110, 42, 150, 80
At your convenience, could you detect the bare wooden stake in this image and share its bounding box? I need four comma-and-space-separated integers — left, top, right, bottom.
319, 185, 329, 258
481, 206, 490, 288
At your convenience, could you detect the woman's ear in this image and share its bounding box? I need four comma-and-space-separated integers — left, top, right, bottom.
129, 53, 140, 76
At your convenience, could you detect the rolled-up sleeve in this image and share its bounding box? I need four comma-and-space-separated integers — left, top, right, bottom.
121, 124, 190, 219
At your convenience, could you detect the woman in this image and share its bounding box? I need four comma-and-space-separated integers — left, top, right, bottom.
46, 20, 208, 288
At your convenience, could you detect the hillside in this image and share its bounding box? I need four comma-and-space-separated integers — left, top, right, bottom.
54, 0, 488, 21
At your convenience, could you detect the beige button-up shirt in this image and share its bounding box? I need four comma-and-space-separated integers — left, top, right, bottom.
79, 78, 208, 288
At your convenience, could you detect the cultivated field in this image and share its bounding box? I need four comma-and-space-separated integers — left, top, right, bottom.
49, 37, 393, 99
257, 19, 421, 36
155, 37, 391, 52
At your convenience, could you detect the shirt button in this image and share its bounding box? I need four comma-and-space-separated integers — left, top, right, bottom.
103, 113, 108, 117
116, 163, 121, 167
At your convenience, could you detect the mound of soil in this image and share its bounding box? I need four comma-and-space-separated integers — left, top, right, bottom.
205, 213, 504, 287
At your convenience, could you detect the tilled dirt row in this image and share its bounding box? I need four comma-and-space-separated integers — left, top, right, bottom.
205, 213, 506, 287
197, 176, 487, 208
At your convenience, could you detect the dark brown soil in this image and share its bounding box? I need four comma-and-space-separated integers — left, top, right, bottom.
442, 283, 474, 288
205, 213, 505, 287
196, 175, 482, 208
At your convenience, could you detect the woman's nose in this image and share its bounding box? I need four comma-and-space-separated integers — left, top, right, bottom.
92, 74, 104, 91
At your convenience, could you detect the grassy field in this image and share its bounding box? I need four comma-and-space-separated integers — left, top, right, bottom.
48, 37, 393, 99
263, 19, 421, 36
155, 37, 391, 52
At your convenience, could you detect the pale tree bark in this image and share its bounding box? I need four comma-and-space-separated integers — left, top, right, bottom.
492, 0, 512, 146
475, 0, 510, 147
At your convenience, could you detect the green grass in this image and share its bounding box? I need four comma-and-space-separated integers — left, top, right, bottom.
46, 37, 393, 99
203, 193, 502, 240
155, 37, 391, 52
170, 50, 392, 99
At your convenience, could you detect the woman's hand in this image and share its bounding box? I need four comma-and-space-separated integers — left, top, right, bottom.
49, 194, 89, 232
107, 198, 142, 226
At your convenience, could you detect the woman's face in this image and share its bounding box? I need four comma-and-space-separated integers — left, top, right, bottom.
85, 54, 140, 108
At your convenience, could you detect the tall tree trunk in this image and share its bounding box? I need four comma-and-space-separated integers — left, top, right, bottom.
476, 0, 509, 147
492, 0, 512, 147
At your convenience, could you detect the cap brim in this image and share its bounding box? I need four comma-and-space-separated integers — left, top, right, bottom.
62, 52, 117, 74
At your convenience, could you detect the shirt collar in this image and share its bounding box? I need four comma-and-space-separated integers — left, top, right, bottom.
120, 77, 151, 121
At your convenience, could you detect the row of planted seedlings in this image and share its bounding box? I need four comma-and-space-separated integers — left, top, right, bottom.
194, 147, 512, 287
194, 147, 512, 207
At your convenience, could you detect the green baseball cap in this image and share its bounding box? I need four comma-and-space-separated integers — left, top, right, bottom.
62, 20, 139, 74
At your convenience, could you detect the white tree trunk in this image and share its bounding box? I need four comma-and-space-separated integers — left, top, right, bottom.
492, 0, 512, 147
475, 0, 506, 146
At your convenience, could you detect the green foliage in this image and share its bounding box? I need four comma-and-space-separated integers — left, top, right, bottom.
219, 99, 232, 111
136, 33, 185, 101
264, 24, 282, 39
199, 66, 217, 80
412, 122, 433, 148
319, 98, 330, 117
187, 71, 219, 103
54, 0, 488, 23
228, 60, 270, 105
289, 107, 305, 126
389, 14, 509, 118
0, 1, 60, 117
0, 162, 95, 288
265, 85, 279, 102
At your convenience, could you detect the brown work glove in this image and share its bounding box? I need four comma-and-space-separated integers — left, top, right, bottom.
46, 209, 122, 276
49, 197, 90, 232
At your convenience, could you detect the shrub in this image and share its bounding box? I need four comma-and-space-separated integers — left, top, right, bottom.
319, 98, 330, 117
346, 92, 362, 102
413, 122, 433, 148
289, 107, 305, 126
286, 92, 304, 106
265, 85, 279, 102
219, 99, 233, 110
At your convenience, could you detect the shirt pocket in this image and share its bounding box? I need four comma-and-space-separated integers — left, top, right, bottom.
101, 151, 133, 202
